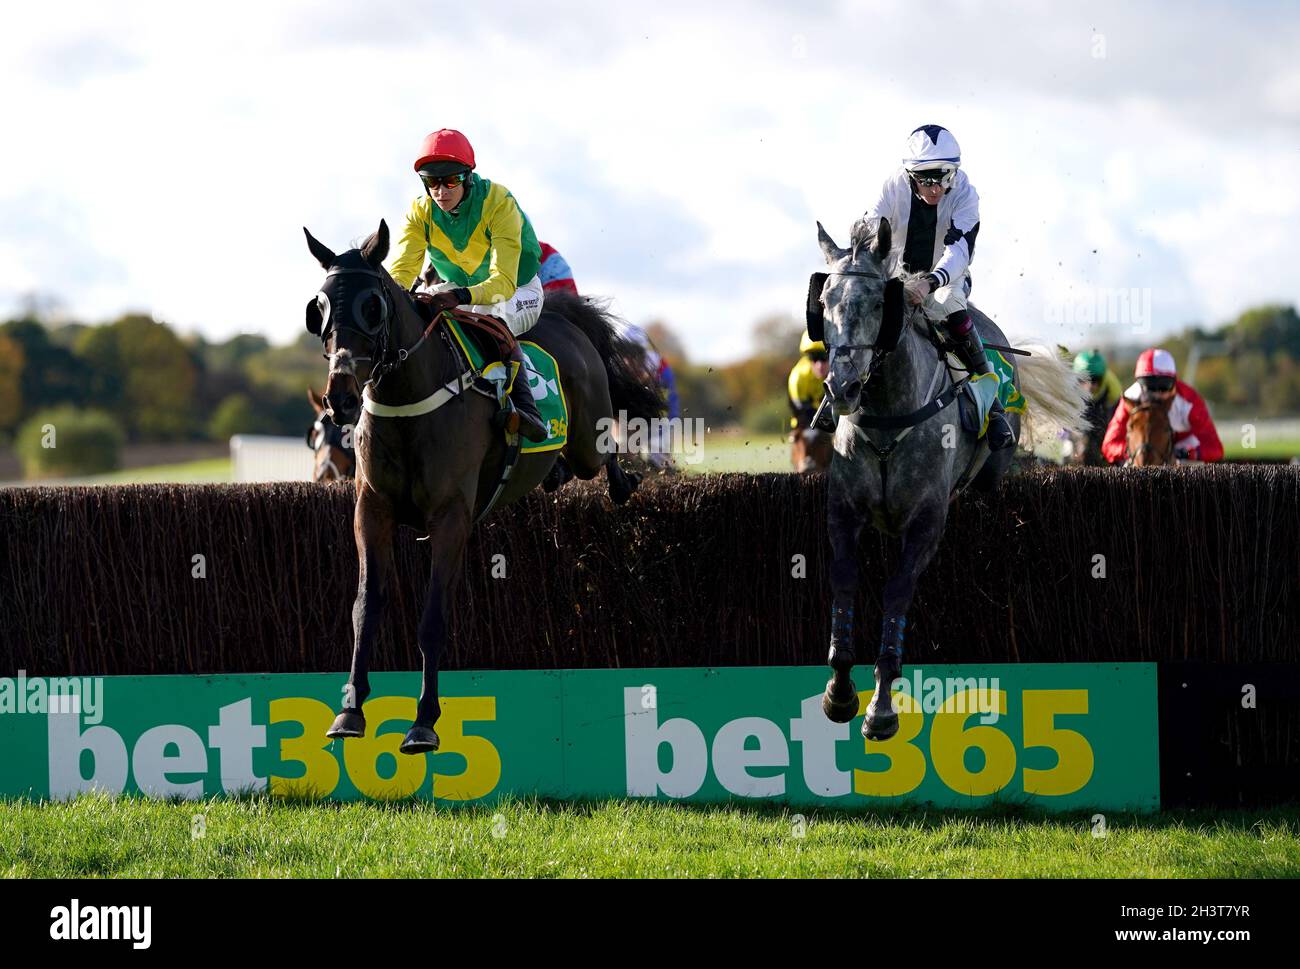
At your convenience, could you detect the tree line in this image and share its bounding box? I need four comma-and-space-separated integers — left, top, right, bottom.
0, 300, 1294, 475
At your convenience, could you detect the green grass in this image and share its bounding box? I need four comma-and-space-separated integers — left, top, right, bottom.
78, 457, 233, 484
681, 430, 791, 474
3, 793, 1297, 878
678, 428, 1299, 475
1221, 439, 1300, 460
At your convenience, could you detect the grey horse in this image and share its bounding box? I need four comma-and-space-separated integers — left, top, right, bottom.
812, 217, 1086, 740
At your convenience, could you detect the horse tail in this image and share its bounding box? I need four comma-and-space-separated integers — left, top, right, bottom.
543, 290, 665, 424
1011, 341, 1091, 449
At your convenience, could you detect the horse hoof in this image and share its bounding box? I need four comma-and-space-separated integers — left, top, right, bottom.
862, 697, 899, 741
326, 710, 366, 739
822, 677, 859, 723
399, 725, 440, 755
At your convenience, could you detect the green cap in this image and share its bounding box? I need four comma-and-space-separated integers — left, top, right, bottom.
1073, 349, 1106, 379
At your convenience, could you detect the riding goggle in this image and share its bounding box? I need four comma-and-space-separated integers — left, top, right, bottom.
910, 171, 949, 187
420, 171, 469, 190
1139, 376, 1175, 394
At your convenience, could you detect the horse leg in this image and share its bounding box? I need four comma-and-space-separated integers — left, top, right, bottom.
542, 455, 574, 492
327, 490, 395, 739
864, 502, 948, 741
401, 507, 470, 754
822, 491, 866, 723
605, 455, 639, 504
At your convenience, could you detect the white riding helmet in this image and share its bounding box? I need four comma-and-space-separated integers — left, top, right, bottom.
902, 125, 961, 188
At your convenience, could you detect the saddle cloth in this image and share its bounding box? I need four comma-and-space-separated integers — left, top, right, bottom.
958, 347, 1027, 438
443, 312, 569, 454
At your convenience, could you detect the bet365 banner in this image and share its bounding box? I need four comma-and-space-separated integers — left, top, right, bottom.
0, 664, 1159, 810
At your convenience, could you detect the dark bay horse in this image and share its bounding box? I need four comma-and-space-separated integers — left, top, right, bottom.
304, 220, 661, 754
812, 218, 1086, 740
306, 387, 355, 482
1063, 395, 1109, 466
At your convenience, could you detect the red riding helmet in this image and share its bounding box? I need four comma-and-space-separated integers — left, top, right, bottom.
1135, 348, 1177, 378
414, 129, 476, 174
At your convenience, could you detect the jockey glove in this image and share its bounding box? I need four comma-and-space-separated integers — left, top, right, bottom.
433, 289, 472, 311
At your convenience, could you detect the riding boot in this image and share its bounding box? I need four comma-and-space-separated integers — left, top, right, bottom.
499, 344, 549, 442
947, 312, 1015, 451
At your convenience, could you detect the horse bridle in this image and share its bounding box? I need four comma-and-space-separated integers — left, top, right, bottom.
815, 269, 913, 408
319, 265, 449, 393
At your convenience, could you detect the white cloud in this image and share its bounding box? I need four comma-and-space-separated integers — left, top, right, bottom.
0, 0, 1297, 364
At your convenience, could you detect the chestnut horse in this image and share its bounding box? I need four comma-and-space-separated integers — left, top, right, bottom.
1125, 398, 1175, 466
790, 427, 833, 473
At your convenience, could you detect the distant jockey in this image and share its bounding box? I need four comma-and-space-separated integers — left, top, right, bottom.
788, 333, 830, 430
538, 242, 579, 295
855, 124, 1014, 451
387, 128, 547, 441
623, 324, 680, 468
1101, 348, 1224, 464
1073, 349, 1124, 413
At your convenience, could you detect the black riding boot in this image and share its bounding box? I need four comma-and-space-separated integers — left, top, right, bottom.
948, 313, 1015, 451
499, 344, 548, 442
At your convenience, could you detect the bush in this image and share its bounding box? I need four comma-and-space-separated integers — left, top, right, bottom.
14, 406, 123, 478
209, 393, 272, 440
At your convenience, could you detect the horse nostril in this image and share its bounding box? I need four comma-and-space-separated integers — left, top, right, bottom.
325, 392, 353, 416
845, 381, 862, 400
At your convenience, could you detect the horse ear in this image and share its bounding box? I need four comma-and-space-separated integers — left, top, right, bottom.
817, 222, 847, 264
871, 218, 892, 261
362, 219, 389, 267
307, 387, 324, 412
304, 228, 336, 269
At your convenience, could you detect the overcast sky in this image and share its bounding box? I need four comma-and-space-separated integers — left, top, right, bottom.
2, 0, 1297, 363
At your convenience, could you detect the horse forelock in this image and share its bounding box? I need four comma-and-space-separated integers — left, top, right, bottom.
329, 347, 359, 375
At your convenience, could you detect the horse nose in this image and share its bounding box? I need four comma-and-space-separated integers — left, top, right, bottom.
326, 390, 358, 418
843, 379, 862, 401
